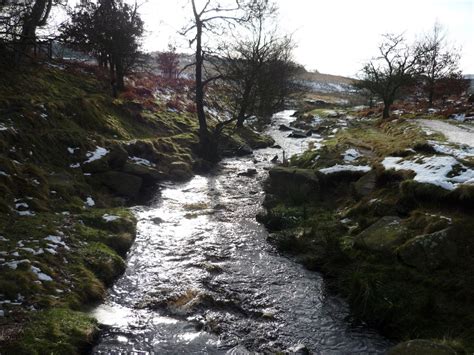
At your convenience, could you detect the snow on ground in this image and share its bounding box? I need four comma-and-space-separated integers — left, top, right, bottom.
84, 146, 109, 164
129, 156, 154, 167
343, 149, 361, 162
319, 165, 371, 174
382, 155, 474, 190
429, 140, 474, 159
417, 119, 474, 146
103, 214, 120, 222
85, 197, 95, 207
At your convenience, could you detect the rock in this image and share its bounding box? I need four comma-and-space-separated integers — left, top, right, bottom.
305, 129, 313, 137
108, 145, 129, 169
271, 144, 282, 149
121, 162, 164, 183
398, 228, 457, 271
266, 167, 319, 201
95, 171, 143, 198
270, 155, 279, 163
235, 144, 253, 156
355, 216, 409, 253
288, 130, 307, 139
238, 168, 257, 177
82, 156, 110, 173
354, 171, 377, 197
169, 161, 193, 181
387, 339, 456, 355
279, 124, 294, 131
287, 343, 310, 355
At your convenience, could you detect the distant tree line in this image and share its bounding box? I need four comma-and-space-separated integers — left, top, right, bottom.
355, 23, 467, 119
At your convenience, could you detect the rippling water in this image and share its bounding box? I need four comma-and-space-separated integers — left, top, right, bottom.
91, 111, 392, 354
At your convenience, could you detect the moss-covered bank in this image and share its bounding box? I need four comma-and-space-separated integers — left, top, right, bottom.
0, 63, 273, 352
259, 114, 474, 353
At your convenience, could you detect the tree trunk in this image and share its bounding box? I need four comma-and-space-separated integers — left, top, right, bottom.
18, 0, 52, 61
236, 83, 253, 128
195, 21, 207, 137
383, 103, 391, 119
116, 57, 125, 91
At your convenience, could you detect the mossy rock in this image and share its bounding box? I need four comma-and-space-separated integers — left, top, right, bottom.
94, 171, 143, 198
387, 339, 456, 355
3, 308, 98, 355
121, 161, 164, 183
355, 216, 410, 253
398, 228, 458, 271
354, 170, 377, 197
266, 166, 320, 203
82, 242, 126, 285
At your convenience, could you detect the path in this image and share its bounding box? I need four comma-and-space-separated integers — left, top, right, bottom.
417, 119, 474, 146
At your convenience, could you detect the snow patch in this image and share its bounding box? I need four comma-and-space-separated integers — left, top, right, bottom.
382, 155, 474, 190
319, 165, 371, 174
343, 149, 361, 162
85, 197, 95, 207
102, 214, 120, 222
129, 156, 154, 167
84, 146, 109, 164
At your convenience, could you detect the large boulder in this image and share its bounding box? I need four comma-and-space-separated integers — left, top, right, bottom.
266, 167, 319, 202
121, 162, 164, 184
108, 145, 129, 169
398, 228, 458, 271
355, 216, 409, 253
95, 171, 143, 198
387, 340, 456, 355
354, 170, 377, 197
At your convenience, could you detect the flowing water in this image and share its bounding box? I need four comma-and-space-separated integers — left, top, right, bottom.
91, 111, 392, 354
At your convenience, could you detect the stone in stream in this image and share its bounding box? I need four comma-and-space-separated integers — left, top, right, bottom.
288, 130, 307, 139
238, 168, 258, 177
279, 124, 294, 131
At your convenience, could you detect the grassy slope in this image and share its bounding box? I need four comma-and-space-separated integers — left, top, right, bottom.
260, 113, 474, 353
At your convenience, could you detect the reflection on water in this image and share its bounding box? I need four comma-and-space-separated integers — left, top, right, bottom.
91, 111, 392, 354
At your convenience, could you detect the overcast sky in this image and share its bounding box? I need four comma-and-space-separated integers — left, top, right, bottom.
68, 0, 474, 77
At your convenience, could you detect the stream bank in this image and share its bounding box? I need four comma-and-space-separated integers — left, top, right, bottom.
259, 108, 474, 353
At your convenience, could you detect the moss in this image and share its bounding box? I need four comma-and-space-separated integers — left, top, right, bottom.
80, 242, 125, 286
3, 308, 98, 355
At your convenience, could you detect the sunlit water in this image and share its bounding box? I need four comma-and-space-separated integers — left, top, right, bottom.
91, 111, 391, 354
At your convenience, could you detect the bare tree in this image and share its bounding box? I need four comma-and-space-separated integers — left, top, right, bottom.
355, 34, 422, 119
182, 0, 273, 161
219, 11, 296, 128
415, 22, 462, 105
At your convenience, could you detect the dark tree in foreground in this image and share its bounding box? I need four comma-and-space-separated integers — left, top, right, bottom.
183, 0, 274, 161
61, 0, 144, 92
0, 0, 56, 63
355, 34, 422, 119
415, 22, 462, 105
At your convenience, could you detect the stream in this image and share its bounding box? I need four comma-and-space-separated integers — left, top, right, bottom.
91, 110, 392, 354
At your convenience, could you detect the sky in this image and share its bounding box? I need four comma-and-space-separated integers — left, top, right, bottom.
70, 0, 474, 77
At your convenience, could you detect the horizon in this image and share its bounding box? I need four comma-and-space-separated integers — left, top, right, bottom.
135, 0, 474, 77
